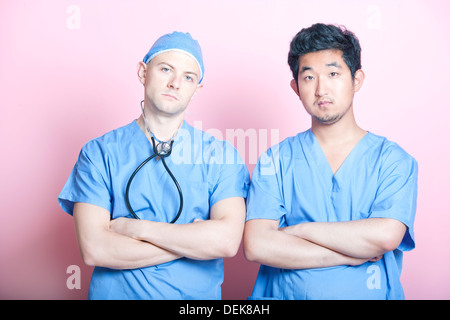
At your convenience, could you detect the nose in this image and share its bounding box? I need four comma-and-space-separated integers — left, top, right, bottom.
315, 76, 328, 97
168, 74, 181, 90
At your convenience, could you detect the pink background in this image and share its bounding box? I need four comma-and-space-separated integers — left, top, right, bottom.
1, 0, 449, 299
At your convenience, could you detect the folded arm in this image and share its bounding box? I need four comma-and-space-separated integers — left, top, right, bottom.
110, 197, 246, 260
243, 219, 372, 269
282, 218, 407, 259
73, 202, 180, 270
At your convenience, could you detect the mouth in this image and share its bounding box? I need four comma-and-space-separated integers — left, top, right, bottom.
162, 93, 179, 101
317, 100, 332, 107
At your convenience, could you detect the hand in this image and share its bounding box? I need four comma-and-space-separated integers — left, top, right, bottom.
347, 254, 383, 266
369, 255, 383, 262
110, 217, 142, 240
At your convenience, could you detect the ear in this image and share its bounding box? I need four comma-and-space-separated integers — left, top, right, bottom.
137, 61, 147, 85
190, 83, 204, 102
290, 79, 300, 97
353, 69, 365, 92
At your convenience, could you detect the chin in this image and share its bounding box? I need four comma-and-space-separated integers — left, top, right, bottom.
313, 114, 343, 125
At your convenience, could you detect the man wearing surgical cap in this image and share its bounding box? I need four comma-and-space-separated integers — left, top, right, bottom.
58, 32, 250, 299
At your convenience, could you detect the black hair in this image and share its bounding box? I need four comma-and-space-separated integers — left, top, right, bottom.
288, 23, 362, 83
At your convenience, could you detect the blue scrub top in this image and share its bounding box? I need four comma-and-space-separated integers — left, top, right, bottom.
58, 120, 250, 299
246, 129, 418, 300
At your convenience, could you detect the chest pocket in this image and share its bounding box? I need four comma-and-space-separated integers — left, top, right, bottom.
180, 179, 210, 223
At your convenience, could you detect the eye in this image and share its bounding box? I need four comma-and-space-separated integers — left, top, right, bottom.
330, 72, 339, 78
185, 75, 193, 82
304, 75, 314, 81
161, 67, 171, 73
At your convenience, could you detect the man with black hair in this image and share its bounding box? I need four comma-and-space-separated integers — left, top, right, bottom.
243, 23, 418, 300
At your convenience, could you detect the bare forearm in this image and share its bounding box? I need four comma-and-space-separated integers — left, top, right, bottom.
111, 197, 246, 261
73, 202, 180, 270
117, 219, 241, 260
244, 220, 368, 269
285, 218, 406, 259
83, 230, 181, 269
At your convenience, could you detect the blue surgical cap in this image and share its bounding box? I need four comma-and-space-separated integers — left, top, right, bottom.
143, 31, 204, 83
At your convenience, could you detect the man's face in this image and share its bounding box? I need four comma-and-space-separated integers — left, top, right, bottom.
142, 51, 202, 117
291, 49, 363, 125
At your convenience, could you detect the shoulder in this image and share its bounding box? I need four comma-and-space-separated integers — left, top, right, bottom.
186, 122, 226, 146
260, 130, 308, 161
367, 133, 416, 162
253, 131, 306, 177
80, 121, 137, 161
366, 132, 418, 175
184, 122, 243, 164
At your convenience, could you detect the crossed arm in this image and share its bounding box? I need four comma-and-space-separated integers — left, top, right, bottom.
73, 196, 245, 270
243, 217, 406, 269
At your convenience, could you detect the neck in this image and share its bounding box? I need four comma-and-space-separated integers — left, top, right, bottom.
138, 106, 184, 142
311, 108, 366, 146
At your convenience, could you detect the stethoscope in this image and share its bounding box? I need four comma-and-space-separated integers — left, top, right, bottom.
125, 101, 183, 223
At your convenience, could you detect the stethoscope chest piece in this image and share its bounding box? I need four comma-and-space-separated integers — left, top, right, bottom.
155, 140, 173, 157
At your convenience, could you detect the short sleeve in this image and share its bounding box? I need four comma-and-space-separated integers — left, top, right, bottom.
246, 146, 288, 222
369, 147, 418, 251
58, 142, 112, 215
209, 141, 250, 207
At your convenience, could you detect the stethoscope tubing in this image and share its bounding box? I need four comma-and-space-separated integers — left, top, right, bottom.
125, 137, 183, 223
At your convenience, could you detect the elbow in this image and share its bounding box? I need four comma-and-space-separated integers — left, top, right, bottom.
243, 246, 257, 263
78, 242, 102, 267
243, 232, 262, 263
376, 220, 406, 253
378, 235, 403, 253
214, 222, 244, 258
243, 241, 266, 263
80, 249, 96, 267
221, 244, 239, 259
82, 255, 97, 267
242, 221, 271, 263
219, 237, 241, 258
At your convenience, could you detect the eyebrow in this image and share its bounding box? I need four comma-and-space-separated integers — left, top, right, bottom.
158, 62, 173, 68
157, 62, 199, 78
299, 62, 342, 74
326, 62, 342, 68
299, 66, 312, 74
